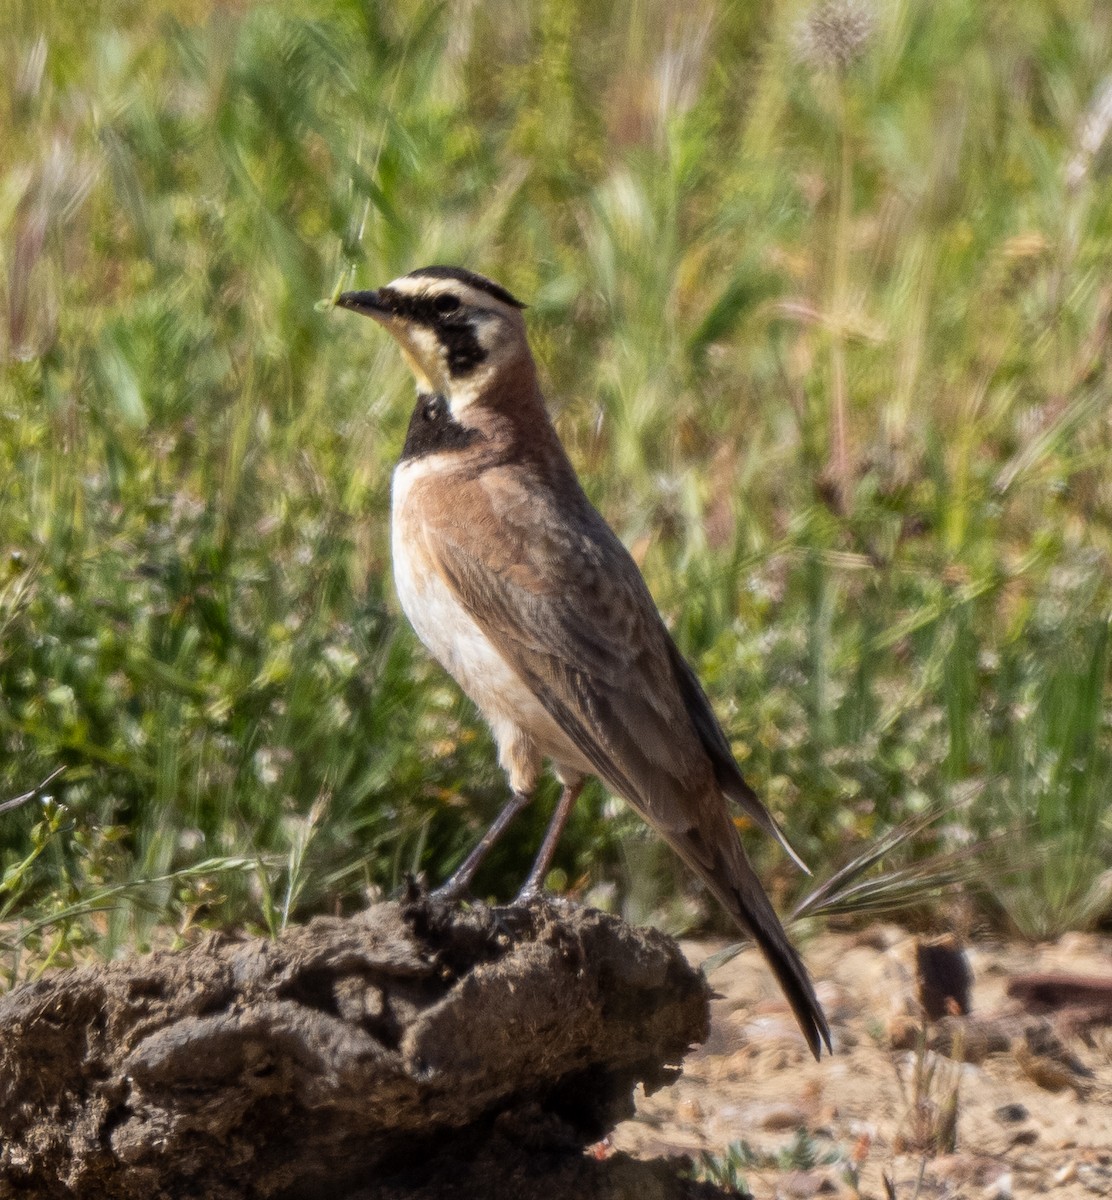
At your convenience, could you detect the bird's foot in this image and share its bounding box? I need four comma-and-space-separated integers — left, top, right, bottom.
430, 876, 472, 902
512, 884, 576, 916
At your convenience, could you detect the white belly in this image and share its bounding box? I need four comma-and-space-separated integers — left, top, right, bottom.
390, 461, 591, 780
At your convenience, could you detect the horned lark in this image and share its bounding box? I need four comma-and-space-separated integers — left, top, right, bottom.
337, 267, 831, 1058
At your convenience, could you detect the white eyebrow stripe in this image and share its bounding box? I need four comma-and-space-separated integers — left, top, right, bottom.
386, 275, 523, 321
387, 276, 473, 300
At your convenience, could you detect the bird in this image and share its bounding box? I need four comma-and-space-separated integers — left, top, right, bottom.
336, 266, 831, 1058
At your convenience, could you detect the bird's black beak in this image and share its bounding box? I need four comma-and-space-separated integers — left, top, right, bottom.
336, 289, 390, 319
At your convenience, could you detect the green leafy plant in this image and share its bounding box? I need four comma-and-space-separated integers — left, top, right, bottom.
2, 0, 1111, 959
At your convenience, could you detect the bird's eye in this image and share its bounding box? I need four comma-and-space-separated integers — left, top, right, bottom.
433, 293, 460, 315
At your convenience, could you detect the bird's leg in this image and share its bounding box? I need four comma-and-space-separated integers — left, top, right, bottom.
518, 778, 585, 899
433, 788, 533, 900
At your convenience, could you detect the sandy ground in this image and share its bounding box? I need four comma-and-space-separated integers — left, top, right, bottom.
611, 928, 1112, 1199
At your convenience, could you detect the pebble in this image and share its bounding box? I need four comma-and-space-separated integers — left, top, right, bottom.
724, 1100, 810, 1131
1054, 1162, 1077, 1186
756, 1102, 809, 1131
775, 1169, 837, 1197
984, 1169, 1013, 1199
673, 1097, 703, 1123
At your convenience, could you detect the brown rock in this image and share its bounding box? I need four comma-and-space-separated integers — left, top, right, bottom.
916, 936, 972, 1019
1007, 972, 1112, 1029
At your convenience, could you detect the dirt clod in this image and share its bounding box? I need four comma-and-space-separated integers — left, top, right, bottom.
0, 895, 716, 1200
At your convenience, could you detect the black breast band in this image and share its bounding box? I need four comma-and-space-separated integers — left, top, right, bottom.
399, 393, 482, 462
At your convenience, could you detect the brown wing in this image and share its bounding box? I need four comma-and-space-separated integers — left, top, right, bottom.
664, 639, 809, 870
416, 466, 804, 863
416, 467, 719, 845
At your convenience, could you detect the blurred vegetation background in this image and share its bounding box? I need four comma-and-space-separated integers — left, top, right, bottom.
2, 0, 1112, 973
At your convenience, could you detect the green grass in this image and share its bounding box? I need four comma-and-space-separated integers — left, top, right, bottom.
2, 0, 1112, 965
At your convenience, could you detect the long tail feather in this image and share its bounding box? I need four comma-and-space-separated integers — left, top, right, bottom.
678, 815, 831, 1059
720, 857, 832, 1059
